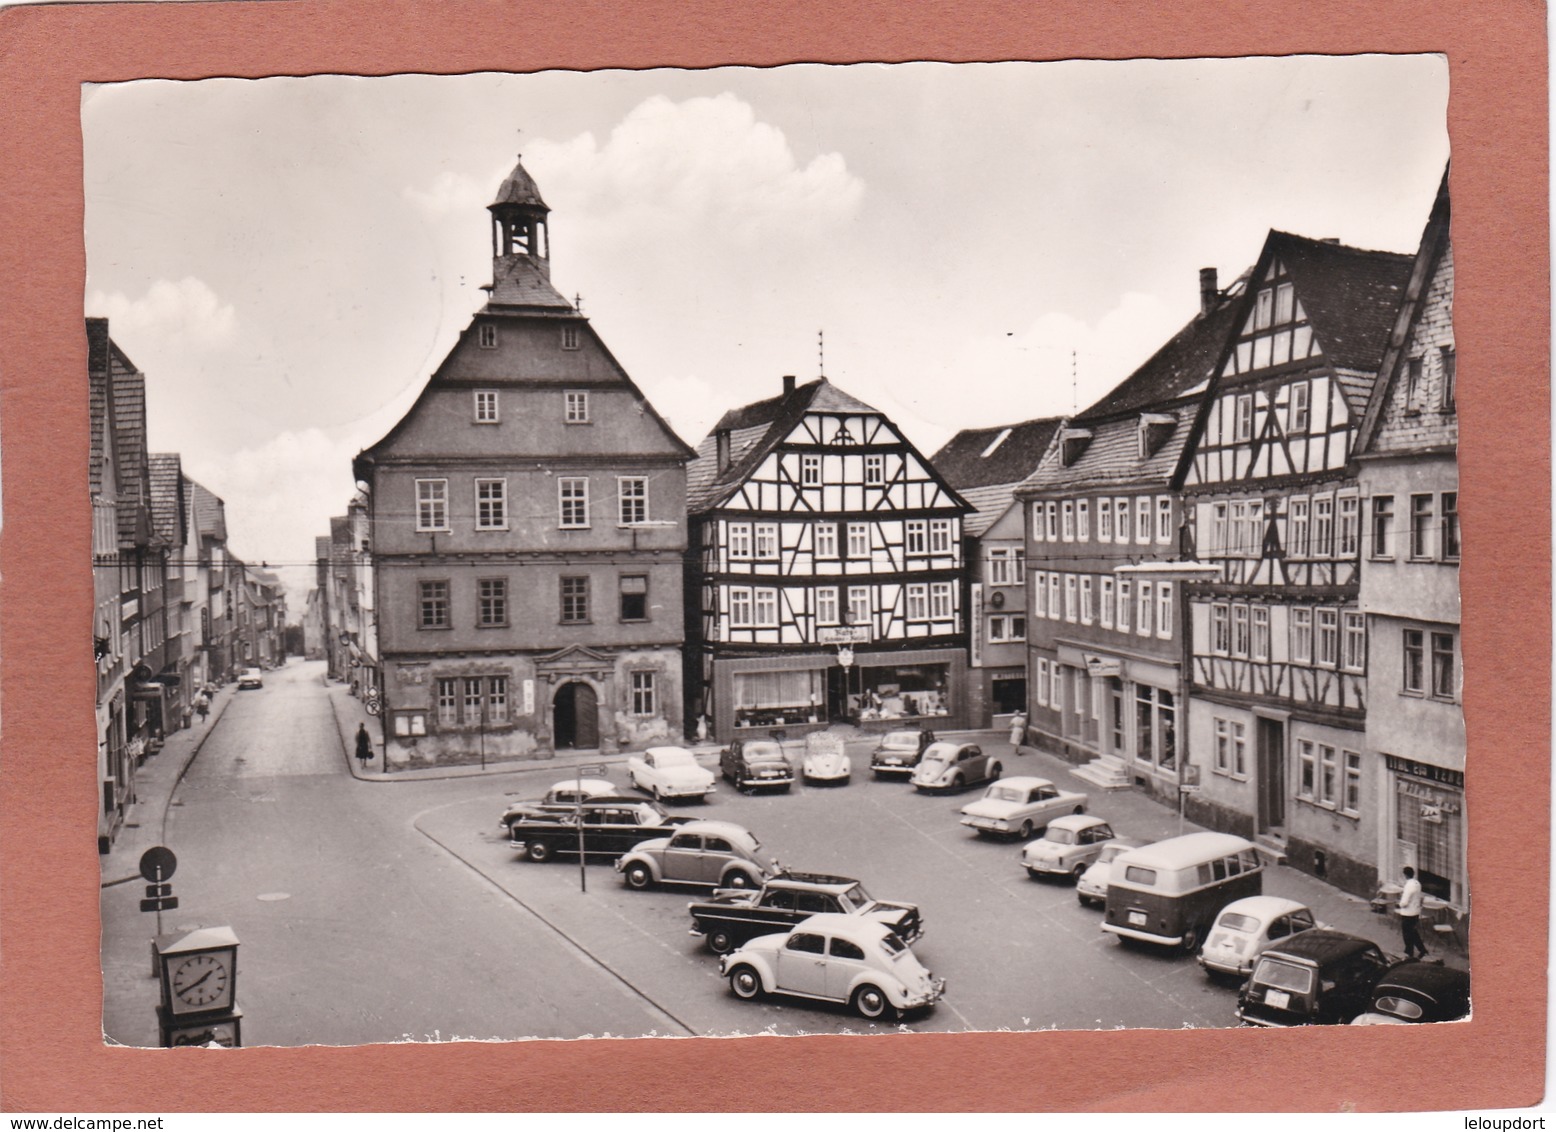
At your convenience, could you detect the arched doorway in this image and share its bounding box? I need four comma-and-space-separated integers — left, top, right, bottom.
552, 681, 599, 749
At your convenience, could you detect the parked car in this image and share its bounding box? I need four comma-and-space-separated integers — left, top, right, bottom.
688, 872, 922, 955
1350, 961, 1471, 1025
911, 742, 1001, 792
868, 729, 935, 776
960, 775, 1086, 838
720, 913, 946, 1021
720, 738, 795, 792
1103, 832, 1264, 952
238, 668, 264, 689
801, 733, 850, 785
1020, 813, 1115, 877
1235, 929, 1393, 1027
498, 778, 618, 835
616, 820, 775, 890
1198, 896, 1322, 979
1076, 838, 1146, 908
506, 798, 690, 861
627, 746, 717, 801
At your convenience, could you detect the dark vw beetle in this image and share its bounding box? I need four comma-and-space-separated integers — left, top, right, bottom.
720, 738, 795, 792
1236, 929, 1392, 1027
1350, 961, 1470, 1025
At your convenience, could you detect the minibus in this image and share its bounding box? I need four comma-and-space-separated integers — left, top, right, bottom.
1102, 832, 1263, 952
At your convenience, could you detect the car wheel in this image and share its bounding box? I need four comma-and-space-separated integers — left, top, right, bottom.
526, 840, 552, 864
1072, 863, 1088, 882
1018, 820, 1034, 840
1181, 924, 1202, 954
723, 870, 756, 890
629, 773, 640, 792
840, 776, 850, 786
708, 929, 737, 955
988, 762, 1002, 781
852, 984, 898, 1022
729, 965, 763, 1001
623, 863, 654, 890
1073, 805, 1085, 815
1077, 893, 1092, 907
950, 774, 963, 790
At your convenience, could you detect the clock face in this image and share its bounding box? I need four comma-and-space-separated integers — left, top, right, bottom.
171, 952, 230, 1011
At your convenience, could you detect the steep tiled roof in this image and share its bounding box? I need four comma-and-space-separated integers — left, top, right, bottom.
1079, 299, 1243, 422
87, 319, 111, 497
489, 157, 549, 211
104, 332, 152, 546
187, 480, 227, 542
1019, 403, 1197, 494
1271, 232, 1413, 376
485, 255, 573, 309
147, 454, 185, 546
931, 417, 1063, 491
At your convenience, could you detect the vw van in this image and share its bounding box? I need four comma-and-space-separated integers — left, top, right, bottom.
1102, 832, 1263, 953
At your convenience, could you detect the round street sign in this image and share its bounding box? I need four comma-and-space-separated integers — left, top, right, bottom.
139, 845, 178, 882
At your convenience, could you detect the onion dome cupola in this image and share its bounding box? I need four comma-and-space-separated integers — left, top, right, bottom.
488, 155, 552, 279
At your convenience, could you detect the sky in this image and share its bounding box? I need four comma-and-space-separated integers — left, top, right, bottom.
81, 58, 1449, 609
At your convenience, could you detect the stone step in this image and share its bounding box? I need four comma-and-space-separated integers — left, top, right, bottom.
1253, 834, 1288, 864
1072, 760, 1133, 790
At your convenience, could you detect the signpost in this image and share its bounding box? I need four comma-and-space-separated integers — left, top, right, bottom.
573, 763, 609, 892
1178, 764, 1201, 833
138, 846, 179, 930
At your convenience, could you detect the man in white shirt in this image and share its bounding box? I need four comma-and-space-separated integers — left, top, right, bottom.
1398, 866, 1428, 959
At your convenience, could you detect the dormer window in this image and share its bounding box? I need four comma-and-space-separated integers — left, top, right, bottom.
478, 324, 497, 349
561, 325, 580, 350
1060, 428, 1093, 467
1137, 413, 1174, 459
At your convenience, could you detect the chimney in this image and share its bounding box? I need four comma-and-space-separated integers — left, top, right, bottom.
1199, 267, 1218, 316
716, 429, 731, 473
782, 374, 796, 397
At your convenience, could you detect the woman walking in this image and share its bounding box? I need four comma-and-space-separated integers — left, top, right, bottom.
355, 723, 374, 768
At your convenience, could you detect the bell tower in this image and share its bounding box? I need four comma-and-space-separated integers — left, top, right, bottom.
488, 155, 551, 279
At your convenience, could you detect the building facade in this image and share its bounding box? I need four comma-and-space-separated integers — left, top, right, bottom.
1355, 176, 1464, 908
1178, 232, 1414, 894
686, 376, 972, 744
354, 156, 694, 767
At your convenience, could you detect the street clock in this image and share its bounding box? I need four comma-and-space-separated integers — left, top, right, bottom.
156, 925, 240, 1017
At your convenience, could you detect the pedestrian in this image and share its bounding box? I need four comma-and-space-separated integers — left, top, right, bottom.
1398, 865, 1428, 959
1009, 710, 1028, 753
194, 692, 209, 721
355, 723, 374, 767
180, 703, 192, 731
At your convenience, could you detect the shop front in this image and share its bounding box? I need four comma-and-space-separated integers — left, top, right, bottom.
1055, 644, 1179, 785
1384, 755, 1465, 908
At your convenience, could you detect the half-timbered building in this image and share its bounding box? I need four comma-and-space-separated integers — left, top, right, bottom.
1178, 232, 1414, 892
1354, 173, 1464, 909
686, 377, 971, 744
930, 416, 1063, 726
354, 155, 694, 767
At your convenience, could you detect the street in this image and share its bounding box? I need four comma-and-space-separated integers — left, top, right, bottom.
103, 658, 1388, 1045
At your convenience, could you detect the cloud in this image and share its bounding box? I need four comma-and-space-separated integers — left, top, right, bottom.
402, 170, 492, 217
86, 277, 237, 350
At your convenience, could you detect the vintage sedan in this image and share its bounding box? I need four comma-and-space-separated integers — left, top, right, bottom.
506, 798, 690, 861
911, 742, 1002, 793
688, 872, 922, 954
1020, 813, 1115, 877
720, 739, 795, 792
959, 775, 1085, 837
720, 913, 946, 1021
627, 746, 717, 801
1075, 838, 1147, 907
1350, 961, 1470, 1025
238, 667, 264, 690
498, 778, 617, 835
616, 820, 775, 890
1198, 896, 1322, 978
1236, 929, 1392, 1027
868, 729, 935, 776
801, 734, 851, 785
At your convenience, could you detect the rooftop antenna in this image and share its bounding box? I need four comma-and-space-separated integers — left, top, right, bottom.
818, 329, 825, 378
1071, 349, 1078, 415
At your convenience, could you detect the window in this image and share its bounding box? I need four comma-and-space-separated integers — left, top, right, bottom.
1080, 576, 1093, 625
1231, 603, 1249, 657
1288, 497, 1309, 558
1035, 658, 1050, 707
754, 523, 779, 560
988, 548, 1013, 586
815, 587, 838, 625
1156, 583, 1172, 639
1063, 575, 1077, 622
561, 325, 580, 350
477, 578, 508, 627
419, 580, 449, 629
1442, 492, 1460, 560
1098, 501, 1113, 542
1156, 497, 1173, 544
906, 584, 928, 620
476, 479, 507, 530
864, 454, 884, 485
929, 519, 953, 554
989, 614, 1022, 642
1403, 629, 1425, 693
1009, 615, 1026, 641
1136, 581, 1152, 637
1254, 288, 1274, 330
1214, 718, 1248, 777
436, 678, 459, 727
1343, 612, 1366, 672
1291, 608, 1313, 664
729, 588, 754, 628
488, 677, 509, 724
416, 479, 449, 531
558, 478, 589, 528
729, 523, 752, 559
560, 576, 589, 623
1319, 744, 1339, 807
1047, 573, 1061, 621
1275, 281, 1295, 324
478, 324, 497, 349
1441, 347, 1457, 411
1297, 740, 1316, 800
1405, 357, 1424, 411
475, 390, 499, 421
930, 582, 954, 619
1100, 577, 1115, 629
1109, 498, 1126, 544
1252, 605, 1270, 661
1431, 632, 1456, 699
1045, 502, 1059, 541
1080, 499, 1094, 541
1117, 579, 1131, 633
564, 390, 589, 422
1312, 495, 1334, 558
1235, 393, 1254, 442
847, 523, 871, 558
801, 455, 821, 486
754, 588, 778, 627
1316, 607, 1339, 667
618, 477, 648, 525
1287, 381, 1309, 433
619, 575, 648, 621
1050, 661, 1062, 711
464, 677, 484, 724
1234, 499, 1263, 556
1371, 495, 1395, 558
1342, 751, 1362, 815
631, 671, 656, 716
904, 520, 926, 555
804, 522, 833, 561
1012, 548, 1025, 584
1031, 502, 1046, 542
1338, 494, 1360, 557
1210, 502, 1228, 555
1135, 497, 1152, 544
848, 587, 871, 626
1410, 494, 1434, 558
1211, 603, 1230, 655
1033, 574, 1048, 618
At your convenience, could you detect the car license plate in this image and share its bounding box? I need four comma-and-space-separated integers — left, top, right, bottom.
1264, 990, 1290, 1010
1128, 911, 1147, 927
885, 758, 901, 765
